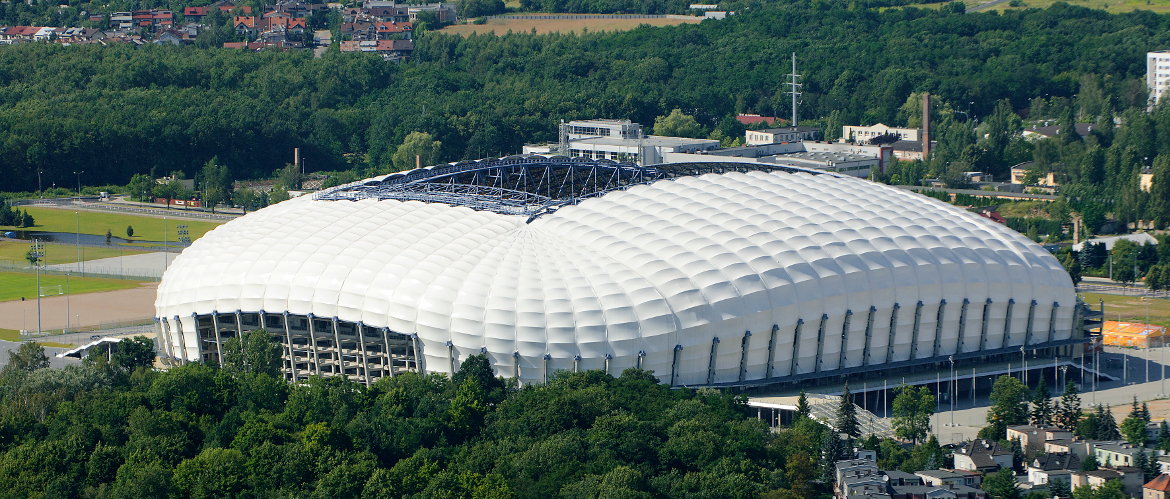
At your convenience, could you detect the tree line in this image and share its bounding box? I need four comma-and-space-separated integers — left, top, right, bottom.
1, 1, 1168, 196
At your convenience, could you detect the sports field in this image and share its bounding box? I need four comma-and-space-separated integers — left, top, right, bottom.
1, 207, 222, 242
0, 272, 143, 303
440, 15, 702, 36
1081, 292, 1170, 327
0, 241, 150, 265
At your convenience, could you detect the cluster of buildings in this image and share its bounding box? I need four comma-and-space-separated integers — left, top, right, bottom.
522, 119, 892, 178
0, 0, 448, 57
835, 428, 1170, 499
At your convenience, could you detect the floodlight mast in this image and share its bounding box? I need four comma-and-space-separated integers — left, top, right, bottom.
786, 53, 802, 127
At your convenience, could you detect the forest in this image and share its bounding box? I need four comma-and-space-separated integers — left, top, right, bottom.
0, 1, 1166, 196
0, 332, 957, 499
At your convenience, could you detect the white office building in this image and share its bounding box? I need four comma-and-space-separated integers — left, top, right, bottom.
1149, 50, 1170, 108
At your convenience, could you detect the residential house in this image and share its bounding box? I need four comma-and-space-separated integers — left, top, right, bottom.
1145, 474, 1170, 499
953, 439, 1013, 473
406, 3, 457, 23
1093, 441, 1144, 468
915, 470, 981, 489
841, 474, 888, 498
887, 484, 988, 499
56, 27, 105, 43
1025, 452, 1080, 486
367, 5, 409, 22
183, 3, 252, 22
340, 21, 376, 39
1072, 468, 1145, 498
836, 459, 879, 487
375, 21, 411, 39
1045, 438, 1095, 461
1007, 425, 1073, 457
374, 38, 412, 59
234, 16, 257, 35
264, 1, 329, 18
883, 471, 924, 487
153, 28, 184, 44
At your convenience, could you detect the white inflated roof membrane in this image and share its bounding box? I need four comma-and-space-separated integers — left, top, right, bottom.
156, 170, 1075, 385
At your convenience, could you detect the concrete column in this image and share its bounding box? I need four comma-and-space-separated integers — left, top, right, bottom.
512, 351, 520, 381
910, 301, 924, 360
862, 306, 876, 367
790, 319, 805, 376
447, 340, 455, 377
573, 354, 580, 373
738, 331, 751, 383
160, 317, 175, 365
234, 310, 243, 338
284, 312, 298, 381
1047, 302, 1059, 344
932, 299, 946, 358
956, 299, 969, 354
332, 317, 343, 377
814, 314, 828, 373
174, 315, 188, 364
604, 353, 612, 376
544, 354, 551, 383
766, 324, 778, 379
637, 350, 645, 371
382, 328, 394, 378
358, 322, 371, 386
1024, 300, 1038, 346
838, 310, 853, 369
211, 312, 224, 366
411, 334, 423, 374
885, 304, 900, 364
978, 299, 992, 351
1001, 299, 1016, 349
670, 346, 681, 387
308, 314, 321, 376
706, 337, 720, 385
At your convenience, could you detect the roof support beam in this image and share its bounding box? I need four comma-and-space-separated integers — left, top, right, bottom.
1001, 299, 1016, 349
814, 314, 828, 373
862, 306, 876, 367
838, 310, 853, 369
885, 304, 900, 365
979, 299, 992, 352
790, 319, 804, 376
766, 324, 778, 379
707, 337, 720, 385
910, 301, 924, 360
739, 331, 751, 383
932, 299, 946, 358
957, 298, 970, 355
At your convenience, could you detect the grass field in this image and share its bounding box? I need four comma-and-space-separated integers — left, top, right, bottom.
0, 271, 144, 302
0, 241, 150, 265
1081, 292, 1170, 327
1, 207, 222, 242
896, 0, 1170, 12
440, 15, 702, 36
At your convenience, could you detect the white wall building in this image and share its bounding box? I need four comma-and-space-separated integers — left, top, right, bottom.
1150, 50, 1170, 108
842, 123, 921, 144
745, 126, 819, 145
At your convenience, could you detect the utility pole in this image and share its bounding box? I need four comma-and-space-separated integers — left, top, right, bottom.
32, 239, 42, 337
786, 53, 802, 127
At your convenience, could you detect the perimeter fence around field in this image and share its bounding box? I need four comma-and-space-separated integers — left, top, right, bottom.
486, 14, 700, 19
20, 316, 156, 340
1076, 284, 1170, 298
0, 260, 162, 280
10, 197, 239, 222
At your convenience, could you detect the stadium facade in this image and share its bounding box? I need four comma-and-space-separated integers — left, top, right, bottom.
154, 157, 1083, 387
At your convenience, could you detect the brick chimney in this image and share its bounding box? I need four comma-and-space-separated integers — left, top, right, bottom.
922, 93, 931, 159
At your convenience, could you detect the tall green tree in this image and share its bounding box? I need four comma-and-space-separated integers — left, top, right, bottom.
1054, 381, 1083, 431
653, 109, 705, 139
892, 384, 934, 444
391, 132, 442, 173
984, 376, 1029, 440
836, 383, 860, 444
1029, 377, 1052, 427
200, 157, 230, 214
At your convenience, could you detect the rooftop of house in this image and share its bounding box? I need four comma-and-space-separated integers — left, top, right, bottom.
1028, 453, 1080, 472
1147, 474, 1170, 492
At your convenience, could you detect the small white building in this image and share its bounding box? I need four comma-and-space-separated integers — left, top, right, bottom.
1150, 50, 1170, 107
842, 123, 921, 144
745, 126, 819, 145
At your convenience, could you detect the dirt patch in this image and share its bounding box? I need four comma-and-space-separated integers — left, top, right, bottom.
440, 16, 702, 36
0, 282, 158, 332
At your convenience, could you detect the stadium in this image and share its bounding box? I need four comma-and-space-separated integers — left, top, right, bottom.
154, 157, 1083, 388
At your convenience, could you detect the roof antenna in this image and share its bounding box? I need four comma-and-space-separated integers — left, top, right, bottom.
785, 52, 802, 128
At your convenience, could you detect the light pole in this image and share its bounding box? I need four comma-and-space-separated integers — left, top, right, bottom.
37, 171, 42, 199
1060, 365, 1068, 392
32, 239, 42, 336
75, 212, 80, 274
65, 272, 70, 335
73, 171, 83, 198
949, 355, 955, 427
1022, 346, 1027, 386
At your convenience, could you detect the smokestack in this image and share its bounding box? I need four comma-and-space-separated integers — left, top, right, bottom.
294, 148, 301, 174
921, 93, 931, 160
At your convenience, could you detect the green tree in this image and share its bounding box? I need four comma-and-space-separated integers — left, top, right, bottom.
114, 336, 155, 372
796, 390, 810, 419
173, 448, 247, 499
2, 341, 49, 377
275, 163, 302, 191
127, 225, 134, 238
653, 109, 706, 138
1029, 377, 1052, 427
1120, 416, 1147, 446
221, 329, 282, 379
1054, 381, 1082, 431
127, 173, 155, 202
982, 468, 1021, 499
1063, 253, 1082, 285
392, 132, 442, 173
892, 384, 934, 444
985, 375, 1030, 440
836, 383, 860, 443
1095, 405, 1120, 440
201, 156, 231, 213
269, 189, 291, 204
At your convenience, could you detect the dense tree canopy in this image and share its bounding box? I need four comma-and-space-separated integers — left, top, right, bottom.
1, 1, 1168, 194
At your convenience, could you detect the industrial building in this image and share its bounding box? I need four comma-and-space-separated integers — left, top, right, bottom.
155, 157, 1082, 388
523, 119, 720, 164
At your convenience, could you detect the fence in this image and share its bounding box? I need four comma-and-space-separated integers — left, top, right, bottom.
10, 197, 239, 222
0, 260, 163, 280
486, 14, 700, 19
1076, 283, 1170, 298
21, 316, 156, 340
